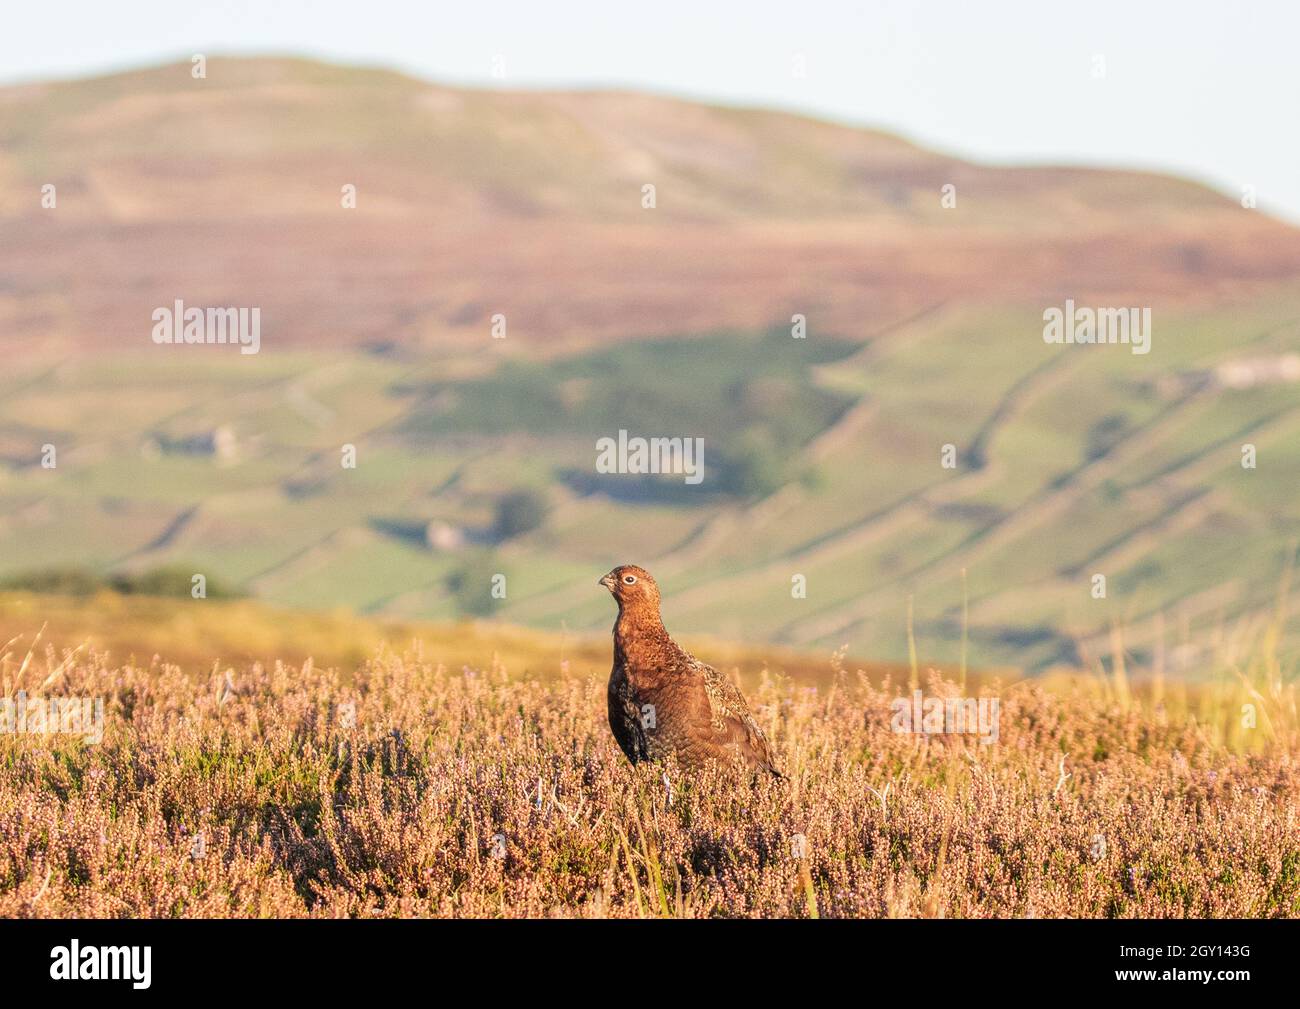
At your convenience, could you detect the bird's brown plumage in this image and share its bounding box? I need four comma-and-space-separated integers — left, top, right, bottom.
600, 564, 782, 777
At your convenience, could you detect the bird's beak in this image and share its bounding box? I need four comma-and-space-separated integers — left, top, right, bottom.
599, 573, 617, 591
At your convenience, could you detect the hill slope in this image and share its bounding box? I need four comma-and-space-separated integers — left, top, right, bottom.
2, 56, 1298, 355
3, 57, 1300, 673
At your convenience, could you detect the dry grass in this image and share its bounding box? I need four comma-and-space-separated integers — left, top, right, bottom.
1, 623, 1298, 919
0, 591, 886, 688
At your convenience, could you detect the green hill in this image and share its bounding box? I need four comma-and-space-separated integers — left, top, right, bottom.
2, 57, 1300, 673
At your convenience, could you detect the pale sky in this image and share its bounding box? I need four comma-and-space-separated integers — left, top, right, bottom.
5, 0, 1298, 221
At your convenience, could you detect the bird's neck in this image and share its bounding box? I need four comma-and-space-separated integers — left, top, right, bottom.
613, 604, 669, 663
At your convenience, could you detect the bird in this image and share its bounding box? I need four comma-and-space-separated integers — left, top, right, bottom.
599, 564, 782, 777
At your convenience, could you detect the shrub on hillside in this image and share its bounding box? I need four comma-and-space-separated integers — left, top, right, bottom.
492, 490, 549, 541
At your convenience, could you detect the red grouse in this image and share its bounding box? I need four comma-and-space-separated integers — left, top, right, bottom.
600, 564, 782, 776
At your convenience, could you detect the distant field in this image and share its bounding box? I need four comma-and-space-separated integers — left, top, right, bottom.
3, 293, 1299, 673
0, 591, 892, 686
4, 57, 1300, 675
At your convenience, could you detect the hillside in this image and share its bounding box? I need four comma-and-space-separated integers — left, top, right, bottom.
2, 57, 1300, 672
2, 57, 1298, 356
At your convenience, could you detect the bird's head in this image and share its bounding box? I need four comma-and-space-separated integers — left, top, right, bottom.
599, 564, 660, 611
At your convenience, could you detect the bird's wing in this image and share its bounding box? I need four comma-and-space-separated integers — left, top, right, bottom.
607, 667, 649, 764
694, 658, 783, 776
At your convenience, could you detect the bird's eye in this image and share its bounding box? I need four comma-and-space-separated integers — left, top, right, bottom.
623, 574, 637, 585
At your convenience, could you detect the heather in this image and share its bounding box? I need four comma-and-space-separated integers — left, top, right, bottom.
2, 640, 1296, 918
